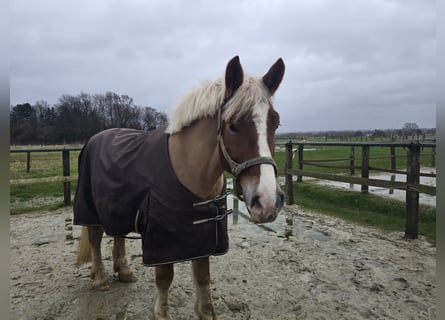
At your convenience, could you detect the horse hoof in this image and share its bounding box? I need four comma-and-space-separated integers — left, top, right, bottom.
93, 281, 111, 291
152, 310, 172, 320
119, 269, 137, 283
91, 269, 110, 290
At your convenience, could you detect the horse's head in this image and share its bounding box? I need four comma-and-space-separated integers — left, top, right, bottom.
219, 56, 285, 224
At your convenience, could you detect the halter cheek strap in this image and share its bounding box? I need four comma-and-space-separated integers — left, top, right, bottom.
216, 104, 277, 200
218, 135, 277, 177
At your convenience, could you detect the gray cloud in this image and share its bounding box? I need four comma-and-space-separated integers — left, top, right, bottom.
10, 0, 435, 132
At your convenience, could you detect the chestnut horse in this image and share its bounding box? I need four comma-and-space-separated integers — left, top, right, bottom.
74, 56, 285, 319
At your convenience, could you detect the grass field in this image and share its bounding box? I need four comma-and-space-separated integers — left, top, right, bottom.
10, 142, 436, 243
10, 147, 80, 214
273, 143, 435, 175
10, 180, 78, 215
291, 181, 435, 243
10, 150, 81, 180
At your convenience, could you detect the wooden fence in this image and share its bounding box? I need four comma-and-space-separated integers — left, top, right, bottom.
11, 141, 436, 239
10, 148, 82, 206
283, 141, 436, 239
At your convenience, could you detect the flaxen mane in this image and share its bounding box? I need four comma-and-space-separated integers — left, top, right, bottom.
166, 75, 273, 134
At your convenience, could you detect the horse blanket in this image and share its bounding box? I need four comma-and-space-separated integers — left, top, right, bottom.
73, 127, 229, 266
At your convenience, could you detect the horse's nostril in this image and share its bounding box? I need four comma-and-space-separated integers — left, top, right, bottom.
251, 195, 261, 209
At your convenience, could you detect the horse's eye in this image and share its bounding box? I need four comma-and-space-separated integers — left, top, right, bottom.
229, 122, 238, 133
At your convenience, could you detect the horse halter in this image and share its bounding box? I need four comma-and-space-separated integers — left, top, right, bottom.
216, 102, 278, 201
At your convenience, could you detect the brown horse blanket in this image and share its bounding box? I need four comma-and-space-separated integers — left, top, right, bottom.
73, 127, 229, 266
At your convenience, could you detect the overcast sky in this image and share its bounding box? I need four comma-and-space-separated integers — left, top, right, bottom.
10, 0, 435, 133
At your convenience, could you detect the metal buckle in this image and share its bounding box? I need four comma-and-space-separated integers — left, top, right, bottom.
193, 209, 233, 225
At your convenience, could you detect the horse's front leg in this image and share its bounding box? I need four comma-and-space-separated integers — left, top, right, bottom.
154, 264, 174, 320
88, 226, 110, 290
112, 236, 137, 283
192, 257, 217, 320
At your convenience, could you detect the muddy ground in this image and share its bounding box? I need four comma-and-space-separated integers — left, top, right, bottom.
10, 205, 435, 320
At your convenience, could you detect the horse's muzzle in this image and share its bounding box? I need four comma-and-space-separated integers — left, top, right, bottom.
246, 188, 284, 224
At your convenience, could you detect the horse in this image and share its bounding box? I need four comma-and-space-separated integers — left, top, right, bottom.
73, 55, 285, 320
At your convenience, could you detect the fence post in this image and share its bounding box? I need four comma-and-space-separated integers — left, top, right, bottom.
62, 149, 71, 206
349, 146, 355, 189
349, 146, 355, 176
26, 151, 31, 173
431, 147, 436, 167
405, 144, 420, 239
232, 197, 239, 225
285, 141, 294, 205
390, 146, 396, 172
297, 144, 304, 182
361, 145, 369, 194
389, 146, 396, 194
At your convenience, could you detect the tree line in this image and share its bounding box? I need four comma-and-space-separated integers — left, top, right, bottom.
277, 123, 436, 142
10, 92, 169, 145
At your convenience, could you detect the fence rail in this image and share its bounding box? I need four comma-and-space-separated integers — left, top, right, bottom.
283, 141, 436, 240
10, 148, 82, 206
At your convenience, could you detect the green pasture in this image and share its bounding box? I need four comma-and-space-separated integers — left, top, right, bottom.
273, 144, 435, 175
10, 149, 81, 180
10, 181, 78, 215
10, 148, 80, 214
290, 181, 435, 243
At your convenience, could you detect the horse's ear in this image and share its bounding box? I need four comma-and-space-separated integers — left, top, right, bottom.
225, 56, 244, 100
263, 58, 285, 95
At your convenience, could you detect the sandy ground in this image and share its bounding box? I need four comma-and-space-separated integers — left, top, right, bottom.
10, 203, 436, 320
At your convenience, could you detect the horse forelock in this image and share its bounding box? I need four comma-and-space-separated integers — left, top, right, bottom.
222, 76, 273, 123
165, 74, 273, 134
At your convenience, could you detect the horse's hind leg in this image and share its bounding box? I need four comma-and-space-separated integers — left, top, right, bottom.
112, 236, 137, 283
88, 226, 110, 290
192, 257, 217, 320
153, 264, 174, 320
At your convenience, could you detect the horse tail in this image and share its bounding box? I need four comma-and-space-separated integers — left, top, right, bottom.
76, 226, 92, 266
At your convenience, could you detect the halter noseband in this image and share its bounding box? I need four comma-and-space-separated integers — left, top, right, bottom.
216, 101, 277, 201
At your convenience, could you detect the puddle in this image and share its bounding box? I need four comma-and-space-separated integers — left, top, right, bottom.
226, 177, 335, 242
32, 232, 66, 246
10, 196, 64, 211
226, 193, 332, 243
303, 229, 331, 242
315, 168, 436, 207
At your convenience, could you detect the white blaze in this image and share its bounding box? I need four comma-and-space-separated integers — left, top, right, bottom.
252, 102, 277, 207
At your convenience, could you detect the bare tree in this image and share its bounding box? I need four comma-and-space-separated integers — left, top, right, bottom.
142, 107, 168, 131
11, 91, 168, 144
402, 122, 420, 137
